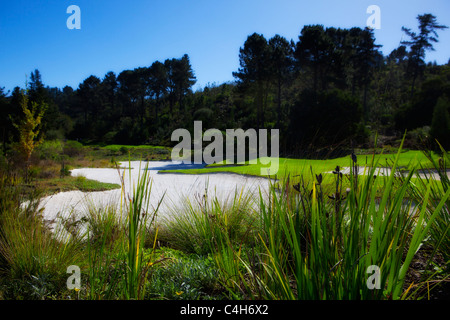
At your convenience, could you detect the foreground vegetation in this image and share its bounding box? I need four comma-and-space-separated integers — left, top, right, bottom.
0, 144, 448, 300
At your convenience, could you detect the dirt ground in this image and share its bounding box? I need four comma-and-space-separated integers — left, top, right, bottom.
404, 245, 449, 300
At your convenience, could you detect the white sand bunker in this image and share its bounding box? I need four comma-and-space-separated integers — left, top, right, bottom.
326, 166, 450, 180
40, 161, 272, 228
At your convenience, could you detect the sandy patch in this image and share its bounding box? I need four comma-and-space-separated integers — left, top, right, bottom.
40, 161, 272, 228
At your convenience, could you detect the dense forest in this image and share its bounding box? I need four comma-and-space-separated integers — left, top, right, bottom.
1, 13, 449, 160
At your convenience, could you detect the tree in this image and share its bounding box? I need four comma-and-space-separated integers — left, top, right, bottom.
388, 45, 408, 65
164, 58, 177, 114
233, 33, 271, 128
77, 75, 102, 124
346, 27, 382, 121
395, 74, 450, 130
164, 54, 196, 115
117, 70, 141, 117
288, 89, 362, 152
12, 89, 46, 183
0, 87, 10, 155
133, 67, 151, 124
268, 35, 295, 128
29, 69, 46, 104
27, 69, 61, 138
101, 71, 118, 117
295, 25, 333, 93
148, 61, 168, 121
401, 14, 448, 98
430, 97, 450, 149
175, 54, 196, 113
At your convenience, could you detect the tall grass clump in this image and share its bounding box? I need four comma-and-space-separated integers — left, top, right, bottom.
250, 142, 450, 300
80, 201, 126, 300
0, 170, 84, 299
160, 186, 257, 255
158, 185, 261, 298
117, 161, 163, 300
410, 145, 449, 261
405, 144, 449, 297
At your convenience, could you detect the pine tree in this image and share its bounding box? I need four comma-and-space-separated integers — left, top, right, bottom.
401, 14, 448, 98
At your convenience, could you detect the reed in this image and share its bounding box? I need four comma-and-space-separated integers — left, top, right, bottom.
404, 144, 450, 298
118, 161, 163, 299
252, 143, 450, 299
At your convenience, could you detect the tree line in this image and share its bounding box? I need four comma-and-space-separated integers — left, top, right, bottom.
1, 13, 449, 160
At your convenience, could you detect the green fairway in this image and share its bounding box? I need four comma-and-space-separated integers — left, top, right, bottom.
159, 150, 438, 179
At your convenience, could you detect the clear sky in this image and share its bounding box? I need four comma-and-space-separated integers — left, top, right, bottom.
1, 0, 449, 93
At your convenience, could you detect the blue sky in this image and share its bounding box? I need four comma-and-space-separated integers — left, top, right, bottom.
1, 0, 449, 93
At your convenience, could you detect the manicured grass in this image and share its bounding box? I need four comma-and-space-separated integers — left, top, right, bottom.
159, 150, 444, 198
160, 151, 439, 179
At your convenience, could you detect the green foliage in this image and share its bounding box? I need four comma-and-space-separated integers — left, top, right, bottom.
64, 140, 85, 157
288, 89, 363, 149
0, 172, 84, 299
146, 249, 223, 300
36, 140, 64, 161
84, 204, 125, 300
72, 175, 120, 192
1, 146, 448, 300
396, 75, 450, 131
118, 162, 163, 300
156, 143, 448, 300
11, 89, 46, 182
430, 97, 450, 149
211, 145, 449, 300
409, 147, 450, 263
12, 90, 46, 161
401, 14, 448, 97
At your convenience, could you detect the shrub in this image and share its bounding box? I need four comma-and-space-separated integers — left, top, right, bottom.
119, 146, 128, 155
64, 140, 84, 157
146, 249, 222, 300
60, 166, 71, 178
405, 126, 431, 148
37, 140, 64, 161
